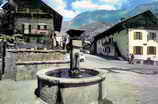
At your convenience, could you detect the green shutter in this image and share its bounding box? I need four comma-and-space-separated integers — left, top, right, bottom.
133, 47, 136, 54
140, 32, 142, 40
134, 32, 136, 40
141, 47, 143, 55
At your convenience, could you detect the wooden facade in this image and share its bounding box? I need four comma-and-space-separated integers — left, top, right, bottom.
1, 0, 63, 49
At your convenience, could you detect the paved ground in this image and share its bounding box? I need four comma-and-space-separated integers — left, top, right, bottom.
0, 54, 158, 104
83, 54, 158, 104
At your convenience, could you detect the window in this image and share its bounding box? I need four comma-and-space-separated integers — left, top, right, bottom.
106, 47, 110, 53
24, 37, 30, 42
109, 38, 113, 43
22, 24, 31, 34
103, 48, 106, 53
22, 24, 24, 33
104, 48, 106, 53
147, 46, 156, 55
134, 32, 142, 40
133, 46, 143, 55
37, 25, 40, 30
148, 32, 156, 40
37, 37, 42, 44
44, 25, 47, 30
29, 25, 31, 33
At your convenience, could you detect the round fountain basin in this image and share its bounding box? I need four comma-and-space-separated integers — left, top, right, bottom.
36, 67, 107, 104
46, 68, 99, 78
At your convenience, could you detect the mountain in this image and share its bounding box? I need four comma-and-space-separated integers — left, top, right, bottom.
126, 1, 158, 17
79, 22, 112, 41
79, 21, 112, 30
61, 21, 72, 32
70, 10, 127, 29
70, 1, 158, 29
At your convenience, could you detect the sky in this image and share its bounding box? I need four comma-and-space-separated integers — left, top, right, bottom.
43, 0, 158, 21
1, 0, 158, 21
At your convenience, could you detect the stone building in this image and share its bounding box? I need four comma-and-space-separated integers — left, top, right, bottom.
1, 0, 63, 49
92, 10, 158, 65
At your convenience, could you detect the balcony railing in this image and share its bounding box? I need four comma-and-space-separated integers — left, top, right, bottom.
31, 29, 49, 35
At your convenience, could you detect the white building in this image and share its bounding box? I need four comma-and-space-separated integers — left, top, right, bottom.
92, 10, 158, 65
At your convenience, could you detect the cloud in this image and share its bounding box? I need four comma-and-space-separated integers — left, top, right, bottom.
72, 0, 116, 12
99, 0, 128, 9
43, 0, 78, 20
51, 0, 66, 9
59, 9, 79, 19
100, 0, 119, 4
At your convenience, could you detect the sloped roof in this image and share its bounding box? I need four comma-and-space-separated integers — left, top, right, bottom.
1, 0, 63, 32
0, 1, 8, 8
95, 10, 158, 41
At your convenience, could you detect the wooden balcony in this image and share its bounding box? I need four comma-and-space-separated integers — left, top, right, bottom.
31, 29, 49, 35
16, 8, 47, 15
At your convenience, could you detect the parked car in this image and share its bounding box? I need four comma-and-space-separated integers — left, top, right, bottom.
64, 52, 85, 62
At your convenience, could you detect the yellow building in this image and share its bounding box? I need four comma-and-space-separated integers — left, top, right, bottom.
129, 27, 158, 61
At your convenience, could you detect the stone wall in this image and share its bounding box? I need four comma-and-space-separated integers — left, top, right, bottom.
16, 63, 68, 81
16, 49, 65, 61
2, 49, 68, 80
3, 50, 16, 80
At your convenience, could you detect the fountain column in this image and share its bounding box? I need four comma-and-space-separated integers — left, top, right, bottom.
69, 39, 81, 77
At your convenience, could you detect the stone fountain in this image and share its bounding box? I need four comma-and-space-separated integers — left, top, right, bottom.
36, 29, 107, 104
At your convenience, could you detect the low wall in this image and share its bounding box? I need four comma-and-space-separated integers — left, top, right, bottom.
133, 59, 158, 66
2, 49, 68, 81
16, 61, 69, 81
16, 49, 65, 61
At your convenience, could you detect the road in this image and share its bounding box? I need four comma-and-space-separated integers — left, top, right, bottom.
0, 54, 158, 104
83, 54, 158, 104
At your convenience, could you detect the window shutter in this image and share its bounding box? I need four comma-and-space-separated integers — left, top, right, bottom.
29, 25, 31, 34
133, 47, 136, 54
141, 47, 143, 55
147, 33, 149, 41
140, 32, 142, 40
22, 24, 24, 33
154, 47, 156, 55
134, 32, 136, 40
